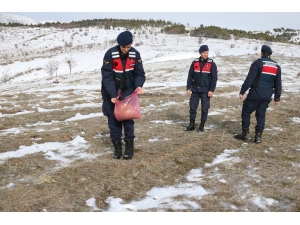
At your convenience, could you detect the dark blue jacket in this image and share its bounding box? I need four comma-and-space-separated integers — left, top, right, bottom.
186, 57, 218, 93
240, 56, 282, 101
101, 45, 146, 100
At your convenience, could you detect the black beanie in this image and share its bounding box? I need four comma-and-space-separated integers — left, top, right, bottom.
117, 31, 133, 46
199, 45, 209, 53
261, 45, 272, 54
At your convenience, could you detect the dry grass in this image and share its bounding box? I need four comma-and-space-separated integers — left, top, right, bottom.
1, 26, 300, 213
0, 82, 299, 212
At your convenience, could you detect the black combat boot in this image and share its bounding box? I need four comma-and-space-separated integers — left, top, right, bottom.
123, 140, 134, 160
234, 127, 251, 141
112, 141, 122, 159
197, 120, 205, 132
185, 119, 195, 131
254, 132, 262, 144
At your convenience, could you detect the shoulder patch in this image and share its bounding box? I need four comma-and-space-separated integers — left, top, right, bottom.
138, 59, 142, 63
104, 60, 109, 65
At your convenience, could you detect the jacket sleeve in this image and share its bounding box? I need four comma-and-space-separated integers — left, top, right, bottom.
186, 62, 194, 90
274, 64, 282, 101
240, 60, 260, 95
101, 50, 117, 99
209, 62, 218, 92
134, 50, 146, 88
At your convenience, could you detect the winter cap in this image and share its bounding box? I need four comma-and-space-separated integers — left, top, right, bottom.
199, 45, 209, 53
117, 31, 133, 46
261, 45, 272, 54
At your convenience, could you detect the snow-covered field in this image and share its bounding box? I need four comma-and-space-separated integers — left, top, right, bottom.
1, 23, 300, 216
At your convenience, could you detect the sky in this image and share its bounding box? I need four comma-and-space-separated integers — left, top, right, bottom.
3, 0, 300, 32
1, 12, 300, 223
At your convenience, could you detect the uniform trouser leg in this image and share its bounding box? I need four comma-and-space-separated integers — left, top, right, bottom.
102, 98, 122, 142
242, 98, 271, 131
199, 92, 210, 121
242, 99, 256, 129
255, 99, 270, 132
107, 114, 123, 142
189, 92, 200, 120
107, 112, 135, 142
123, 119, 135, 142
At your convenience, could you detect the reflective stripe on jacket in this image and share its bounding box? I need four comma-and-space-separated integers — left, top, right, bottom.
253, 58, 278, 89
111, 46, 136, 90
192, 58, 213, 86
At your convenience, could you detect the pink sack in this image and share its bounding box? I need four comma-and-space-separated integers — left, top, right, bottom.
114, 90, 142, 121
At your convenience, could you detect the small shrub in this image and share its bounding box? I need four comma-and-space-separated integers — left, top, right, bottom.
64, 41, 73, 48
1, 68, 10, 83
108, 39, 116, 45
215, 49, 221, 56
198, 36, 203, 44
87, 43, 94, 49
135, 41, 143, 46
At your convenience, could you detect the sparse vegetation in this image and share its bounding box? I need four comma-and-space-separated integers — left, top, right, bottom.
1, 19, 299, 44
190, 25, 300, 44
164, 24, 187, 34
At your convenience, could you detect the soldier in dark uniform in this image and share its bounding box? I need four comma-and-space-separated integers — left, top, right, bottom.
101, 31, 146, 159
235, 45, 282, 143
185, 45, 218, 132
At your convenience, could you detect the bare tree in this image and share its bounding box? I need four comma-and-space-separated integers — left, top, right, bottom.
1, 68, 10, 84
64, 56, 76, 75
44, 60, 59, 77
